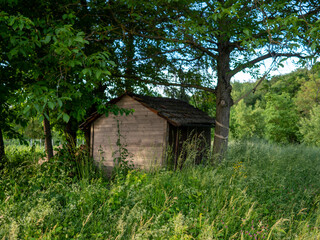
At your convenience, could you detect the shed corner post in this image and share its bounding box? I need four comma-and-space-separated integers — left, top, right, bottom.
91, 122, 94, 158
163, 122, 170, 167
174, 127, 180, 170
84, 126, 90, 149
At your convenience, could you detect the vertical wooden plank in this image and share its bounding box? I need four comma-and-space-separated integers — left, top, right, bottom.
91, 95, 168, 171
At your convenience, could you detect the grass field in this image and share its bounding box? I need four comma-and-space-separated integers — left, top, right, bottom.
0, 141, 320, 239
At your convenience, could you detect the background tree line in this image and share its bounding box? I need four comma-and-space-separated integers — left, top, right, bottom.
229, 63, 320, 145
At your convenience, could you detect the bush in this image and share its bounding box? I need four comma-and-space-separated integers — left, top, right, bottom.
264, 93, 299, 143
300, 105, 320, 146
230, 101, 265, 139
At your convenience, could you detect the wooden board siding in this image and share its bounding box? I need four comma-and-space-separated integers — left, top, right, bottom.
91, 95, 167, 172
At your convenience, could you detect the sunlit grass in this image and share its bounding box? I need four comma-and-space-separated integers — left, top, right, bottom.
0, 141, 320, 239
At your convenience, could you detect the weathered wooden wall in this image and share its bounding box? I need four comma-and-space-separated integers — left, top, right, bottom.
91, 95, 167, 173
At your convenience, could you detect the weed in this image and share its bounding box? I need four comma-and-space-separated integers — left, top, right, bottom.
177, 131, 210, 169
0, 140, 320, 239
112, 120, 134, 179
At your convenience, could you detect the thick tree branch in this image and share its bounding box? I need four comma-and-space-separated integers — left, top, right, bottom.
229, 52, 306, 78
132, 32, 217, 59
188, 41, 218, 59
298, 6, 320, 19
233, 58, 279, 107
172, 52, 205, 62
113, 74, 216, 93
128, 47, 185, 63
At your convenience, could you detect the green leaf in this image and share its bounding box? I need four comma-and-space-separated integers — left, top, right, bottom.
57, 113, 63, 120
39, 115, 44, 123
35, 40, 41, 48
8, 16, 15, 26
57, 99, 63, 107
44, 112, 49, 120
48, 101, 55, 110
20, 49, 26, 57
8, 48, 19, 59
279, 58, 288, 63
10, 36, 16, 45
34, 104, 40, 113
95, 70, 102, 79
131, 13, 141, 19
74, 36, 84, 43
82, 68, 89, 76
74, 60, 82, 66
243, 29, 250, 36
19, 22, 24, 30
71, 48, 80, 54
12, 22, 18, 30
43, 35, 51, 44
212, 14, 217, 21
311, 42, 317, 51
63, 113, 70, 123
23, 105, 31, 114
69, 60, 75, 67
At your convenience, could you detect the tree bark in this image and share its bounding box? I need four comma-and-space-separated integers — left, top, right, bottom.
84, 127, 90, 149
125, 30, 135, 92
43, 110, 54, 160
64, 117, 78, 150
0, 127, 5, 169
213, 42, 233, 161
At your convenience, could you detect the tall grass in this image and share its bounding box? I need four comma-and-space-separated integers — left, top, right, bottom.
0, 140, 319, 239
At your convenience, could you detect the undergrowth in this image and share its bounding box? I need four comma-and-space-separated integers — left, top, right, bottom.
0, 140, 320, 239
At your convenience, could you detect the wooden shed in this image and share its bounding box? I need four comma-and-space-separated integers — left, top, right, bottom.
80, 93, 215, 173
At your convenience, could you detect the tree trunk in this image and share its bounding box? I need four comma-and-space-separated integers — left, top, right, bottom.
43, 111, 54, 160
0, 127, 5, 169
213, 44, 233, 161
84, 127, 90, 149
64, 117, 77, 151
125, 30, 135, 92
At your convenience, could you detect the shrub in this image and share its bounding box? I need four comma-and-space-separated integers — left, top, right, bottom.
299, 104, 320, 146
264, 93, 299, 143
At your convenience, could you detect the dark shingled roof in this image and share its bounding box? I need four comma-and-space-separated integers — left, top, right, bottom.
80, 93, 215, 129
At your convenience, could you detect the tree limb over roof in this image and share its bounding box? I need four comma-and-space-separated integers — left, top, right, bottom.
113, 74, 216, 93
229, 52, 307, 78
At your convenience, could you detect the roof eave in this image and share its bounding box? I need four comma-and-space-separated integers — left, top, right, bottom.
79, 93, 129, 130
79, 92, 216, 130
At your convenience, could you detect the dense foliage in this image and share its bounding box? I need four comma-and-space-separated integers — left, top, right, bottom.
1, 141, 320, 239
230, 65, 320, 145
1, 0, 320, 161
